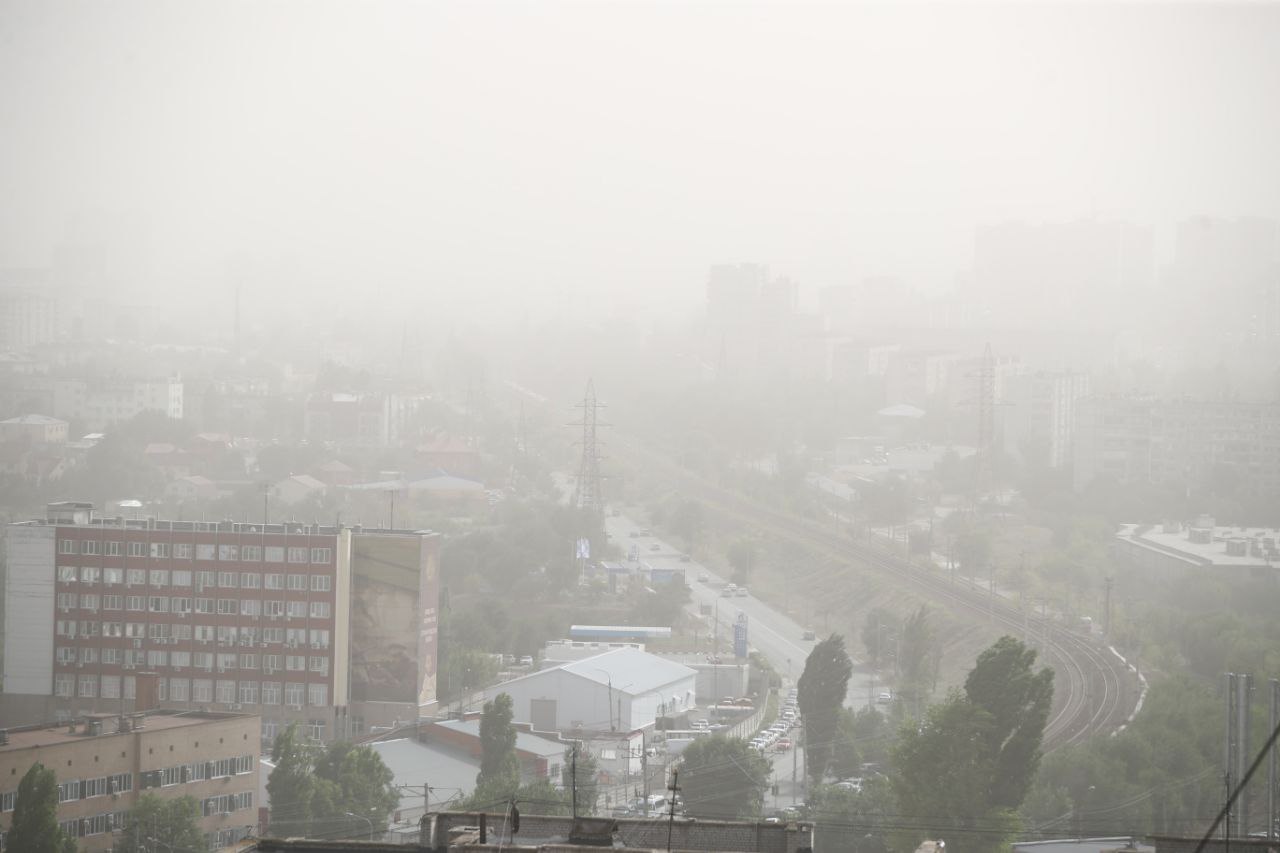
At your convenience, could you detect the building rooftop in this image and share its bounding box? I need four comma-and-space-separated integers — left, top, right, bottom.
1117, 523, 1280, 568
561, 648, 697, 696
0, 710, 257, 753
1, 413, 67, 425
15, 504, 435, 537
434, 719, 565, 759
366, 738, 482, 811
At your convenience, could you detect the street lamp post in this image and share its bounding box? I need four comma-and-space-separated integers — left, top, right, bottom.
346, 811, 375, 841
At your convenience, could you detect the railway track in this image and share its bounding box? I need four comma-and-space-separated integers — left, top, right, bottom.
620, 439, 1137, 751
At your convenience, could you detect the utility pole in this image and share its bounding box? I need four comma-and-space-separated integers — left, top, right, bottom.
666, 770, 681, 852
571, 743, 579, 819
1103, 577, 1114, 639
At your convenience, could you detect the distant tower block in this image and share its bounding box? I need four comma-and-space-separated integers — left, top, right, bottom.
974, 343, 996, 494
571, 380, 607, 515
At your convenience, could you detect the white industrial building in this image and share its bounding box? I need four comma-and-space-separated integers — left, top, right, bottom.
479, 647, 696, 733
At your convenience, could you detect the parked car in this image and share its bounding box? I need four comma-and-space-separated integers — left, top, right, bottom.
877, 691, 892, 704
774, 738, 792, 751
735, 587, 748, 597
697, 572, 710, 582
519, 655, 534, 667
802, 630, 816, 641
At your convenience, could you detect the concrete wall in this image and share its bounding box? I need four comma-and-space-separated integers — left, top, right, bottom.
3, 524, 56, 695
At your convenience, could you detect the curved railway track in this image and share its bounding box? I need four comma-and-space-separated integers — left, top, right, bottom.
620, 440, 1138, 751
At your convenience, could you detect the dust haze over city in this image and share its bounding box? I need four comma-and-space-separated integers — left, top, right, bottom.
1, 2, 1280, 852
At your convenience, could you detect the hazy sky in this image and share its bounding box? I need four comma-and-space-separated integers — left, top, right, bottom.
2, 1, 1278, 315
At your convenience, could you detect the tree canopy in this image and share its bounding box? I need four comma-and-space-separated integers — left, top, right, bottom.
267, 724, 399, 839
797, 634, 854, 785
478, 693, 520, 788
112, 794, 204, 853
679, 735, 771, 819
562, 744, 600, 816
7, 763, 78, 853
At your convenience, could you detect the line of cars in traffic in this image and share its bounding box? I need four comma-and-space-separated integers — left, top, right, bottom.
750, 687, 799, 753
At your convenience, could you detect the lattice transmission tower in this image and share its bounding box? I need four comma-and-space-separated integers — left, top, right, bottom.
571, 380, 607, 515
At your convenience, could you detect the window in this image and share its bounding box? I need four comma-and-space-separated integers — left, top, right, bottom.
192, 679, 213, 702
59, 538, 77, 554
264, 573, 284, 590
218, 545, 239, 561
309, 601, 331, 619
286, 628, 306, 645
124, 676, 135, 699
81, 593, 100, 611
58, 565, 78, 582
265, 546, 285, 563
171, 597, 192, 614
55, 673, 75, 697
57, 592, 78, 609
216, 680, 236, 704
126, 595, 145, 611
171, 651, 190, 667
148, 596, 169, 613
78, 675, 97, 698
173, 543, 193, 559
217, 571, 237, 588
310, 548, 332, 564
57, 645, 77, 663
80, 647, 98, 664
194, 598, 215, 614
108, 773, 132, 795
147, 650, 168, 667
103, 567, 123, 585
103, 648, 121, 665
238, 682, 259, 704
126, 568, 146, 586
56, 620, 77, 638
105, 540, 121, 556
80, 566, 99, 584
239, 627, 259, 645
307, 719, 326, 740
239, 654, 258, 670
148, 623, 170, 639
286, 655, 306, 671
194, 625, 215, 642
262, 654, 282, 672
262, 681, 282, 704
264, 600, 284, 617
217, 626, 237, 644
193, 651, 213, 670
262, 628, 284, 643
286, 601, 307, 618
102, 594, 122, 610
100, 676, 120, 699
310, 575, 332, 592
102, 621, 123, 637
57, 779, 81, 803
171, 569, 192, 586
125, 622, 146, 638
242, 545, 263, 561
79, 620, 100, 637
217, 652, 237, 670
169, 678, 189, 701
173, 624, 192, 640
82, 776, 106, 799
309, 656, 329, 675
127, 542, 145, 557
83, 540, 101, 556
284, 682, 304, 706
239, 599, 261, 617
240, 572, 261, 589
149, 569, 169, 586
125, 649, 145, 666
287, 547, 309, 564
309, 629, 330, 648
286, 574, 308, 590
196, 570, 216, 589
150, 542, 169, 558
196, 543, 216, 561
216, 599, 237, 615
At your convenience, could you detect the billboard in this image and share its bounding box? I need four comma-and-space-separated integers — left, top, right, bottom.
733, 613, 749, 659
349, 532, 440, 707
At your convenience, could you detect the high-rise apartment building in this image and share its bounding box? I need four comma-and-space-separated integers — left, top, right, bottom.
1000, 371, 1091, 469
3, 503, 440, 744
1072, 397, 1280, 496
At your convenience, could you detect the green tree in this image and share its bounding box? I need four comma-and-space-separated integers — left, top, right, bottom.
829, 707, 862, 781
954, 528, 992, 575
562, 744, 600, 815
726, 538, 758, 585
679, 736, 771, 819
113, 794, 204, 853
797, 634, 854, 785
478, 693, 520, 788
963, 635, 1054, 810
267, 723, 399, 839
669, 499, 707, 545
891, 693, 1020, 853
897, 605, 941, 715
7, 763, 78, 853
